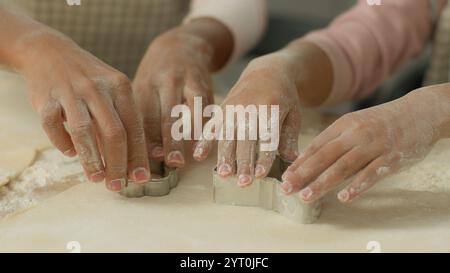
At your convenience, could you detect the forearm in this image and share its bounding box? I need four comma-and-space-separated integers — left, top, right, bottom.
0, 7, 47, 70
277, 41, 334, 107
173, 18, 233, 72
300, 0, 441, 105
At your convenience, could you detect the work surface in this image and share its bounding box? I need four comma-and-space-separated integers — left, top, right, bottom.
0, 71, 450, 252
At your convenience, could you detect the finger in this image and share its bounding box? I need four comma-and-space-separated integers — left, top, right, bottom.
217, 139, 236, 177
193, 105, 222, 162
285, 123, 341, 173
278, 109, 301, 162
83, 89, 127, 191
215, 105, 237, 176
184, 69, 213, 161
255, 149, 277, 179
63, 98, 105, 183
39, 98, 75, 157
255, 105, 288, 179
236, 139, 257, 188
281, 136, 352, 194
112, 76, 150, 184
298, 145, 381, 202
159, 79, 185, 168
193, 123, 216, 161
184, 88, 210, 160
337, 154, 399, 203
134, 82, 164, 162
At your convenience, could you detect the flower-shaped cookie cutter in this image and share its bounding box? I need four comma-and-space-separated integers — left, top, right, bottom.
213, 156, 322, 224
120, 161, 178, 198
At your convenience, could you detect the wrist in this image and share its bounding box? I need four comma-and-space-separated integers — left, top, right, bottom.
245, 52, 299, 82
405, 84, 450, 140
0, 7, 71, 72
157, 27, 215, 69
174, 18, 233, 72
281, 41, 334, 106
10, 28, 74, 73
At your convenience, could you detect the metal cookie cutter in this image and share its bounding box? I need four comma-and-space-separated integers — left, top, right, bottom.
120, 161, 179, 198
213, 157, 322, 224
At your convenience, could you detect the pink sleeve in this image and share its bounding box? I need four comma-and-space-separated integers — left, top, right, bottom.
185, 0, 267, 66
303, 0, 448, 106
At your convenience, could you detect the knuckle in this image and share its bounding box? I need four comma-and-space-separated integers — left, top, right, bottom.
337, 158, 352, 175
103, 125, 127, 143
70, 122, 93, 138
77, 79, 98, 93
108, 72, 131, 87
41, 112, 60, 130
330, 140, 346, 154
130, 128, 146, 146
312, 151, 325, 164
306, 141, 320, 155
106, 73, 133, 96
160, 71, 184, 87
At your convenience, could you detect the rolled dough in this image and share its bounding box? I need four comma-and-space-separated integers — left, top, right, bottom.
0, 71, 51, 188
0, 71, 450, 252
0, 145, 37, 187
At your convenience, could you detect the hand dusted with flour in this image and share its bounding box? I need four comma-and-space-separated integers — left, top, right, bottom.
0, 8, 150, 191
133, 18, 233, 168
283, 84, 450, 203
194, 42, 333, 187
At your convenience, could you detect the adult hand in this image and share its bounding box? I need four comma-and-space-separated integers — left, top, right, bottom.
17, 30, 150, 192
133, 18, 232, 168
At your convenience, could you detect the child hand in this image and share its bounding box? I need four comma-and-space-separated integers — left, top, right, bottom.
282, 86, 450, 203
194, 53, 302, 187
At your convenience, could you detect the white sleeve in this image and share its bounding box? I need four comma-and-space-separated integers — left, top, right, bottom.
185, 0, 267, 65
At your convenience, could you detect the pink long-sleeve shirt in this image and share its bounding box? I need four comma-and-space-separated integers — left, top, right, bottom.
303, 0, 448, 106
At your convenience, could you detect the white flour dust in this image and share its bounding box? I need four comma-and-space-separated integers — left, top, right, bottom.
0, 149, 85, 218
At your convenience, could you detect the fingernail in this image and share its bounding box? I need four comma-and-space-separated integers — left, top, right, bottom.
90, 171, 105, 183
299, 187, 313, 201
238, 174, 252, 187
133, 168, 150, 183
255, 165, 266, 178
218, 163, 232, 177
168, 151, 185, 166
64, 148, 77, 157
338, 189, 350, 202
152, 146, 164, 158
109, 179, 125, 192
193, 147, 204, 160
281, 182, 293, 195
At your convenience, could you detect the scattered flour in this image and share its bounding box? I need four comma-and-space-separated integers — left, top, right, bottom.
378, 140, 450, 193
0, 149, 85, 218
